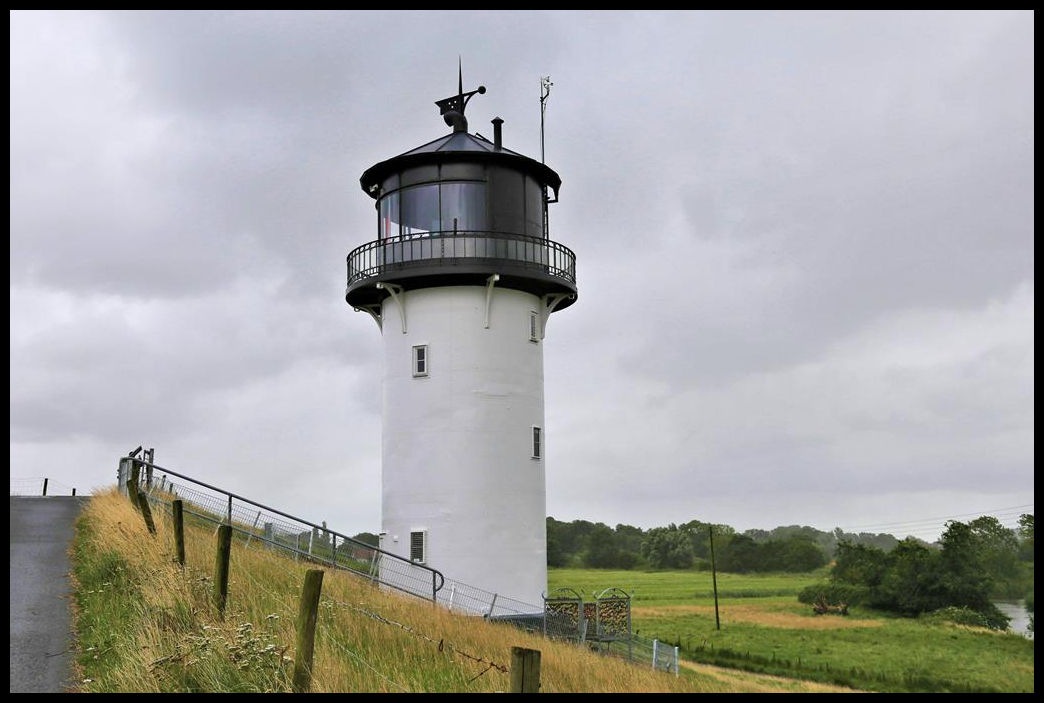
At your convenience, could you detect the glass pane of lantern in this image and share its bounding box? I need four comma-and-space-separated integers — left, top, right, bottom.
400, 184, 440, 237
524, 177, 544, 238
440, 182, 487, 233
379, 192, 400, 240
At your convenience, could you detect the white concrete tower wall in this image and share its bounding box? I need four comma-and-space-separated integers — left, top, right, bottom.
380, 285, 548, 607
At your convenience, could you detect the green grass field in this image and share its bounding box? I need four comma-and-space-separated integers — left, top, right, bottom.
549, 567, 1034, 693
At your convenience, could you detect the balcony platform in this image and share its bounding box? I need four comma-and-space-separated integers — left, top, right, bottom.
345, 231, 577, 310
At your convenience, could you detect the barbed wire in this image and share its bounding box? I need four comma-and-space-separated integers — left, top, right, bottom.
144, 495, 673, 679
128, 466, 693, 678
224, 550, 509, 686
326, 638, 412, 693
322, 596, 510, 676
210, 540, 509, 686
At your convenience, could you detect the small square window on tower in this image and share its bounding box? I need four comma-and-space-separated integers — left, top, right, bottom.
532, 426, 542, 460
529, 311, 540, 342
412, 345, 428, 377
410, 530, 427, 563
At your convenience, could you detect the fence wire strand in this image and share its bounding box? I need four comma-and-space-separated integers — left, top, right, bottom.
127, 457, 678, 677
194, 537, 506, 691
323, 596, 510, 676
326, 638, 412, 693
10, 477, 79, 496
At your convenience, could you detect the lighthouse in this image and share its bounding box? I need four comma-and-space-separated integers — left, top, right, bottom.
345, 75, 576, 606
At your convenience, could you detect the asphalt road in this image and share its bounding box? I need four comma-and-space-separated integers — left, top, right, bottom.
10, 496, 88, 693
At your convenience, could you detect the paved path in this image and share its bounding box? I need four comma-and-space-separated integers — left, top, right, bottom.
10, 496, 88, 693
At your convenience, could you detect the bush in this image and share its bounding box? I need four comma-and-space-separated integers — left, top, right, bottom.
1025, 591, 1034, 633
921, 605, 1010, 631
797, 582, 867, 607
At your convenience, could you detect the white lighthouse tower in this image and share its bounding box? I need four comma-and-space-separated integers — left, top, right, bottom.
345, 76, 576, 606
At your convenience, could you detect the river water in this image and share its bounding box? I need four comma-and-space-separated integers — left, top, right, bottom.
994, 599, 1033, 639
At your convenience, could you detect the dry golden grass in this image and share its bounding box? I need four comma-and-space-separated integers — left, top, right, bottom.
74, 490, 849, 693
633, 604, 884, 630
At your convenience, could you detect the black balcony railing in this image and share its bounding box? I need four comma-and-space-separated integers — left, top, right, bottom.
346, 230, 576, 290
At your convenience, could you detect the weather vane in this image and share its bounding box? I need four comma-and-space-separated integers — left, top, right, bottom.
435, 58, 486, 133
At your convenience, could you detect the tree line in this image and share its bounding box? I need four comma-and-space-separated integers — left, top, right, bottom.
547, 517, 909, 574
801, 514, 1034, 629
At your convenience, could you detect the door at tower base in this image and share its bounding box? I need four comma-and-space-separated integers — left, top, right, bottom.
380, 285, 548, 609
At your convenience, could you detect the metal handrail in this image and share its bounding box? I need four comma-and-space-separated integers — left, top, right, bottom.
151, 497, 443, 604
346, 230, 576, 288
127, 457, 445, 600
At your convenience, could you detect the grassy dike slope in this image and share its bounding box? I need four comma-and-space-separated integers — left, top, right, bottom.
71, 491, 854, 693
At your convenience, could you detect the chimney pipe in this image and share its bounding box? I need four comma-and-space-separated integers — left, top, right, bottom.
491, 117, 504, 151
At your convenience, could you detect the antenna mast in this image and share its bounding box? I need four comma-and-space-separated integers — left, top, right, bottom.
540, 76, 553, 163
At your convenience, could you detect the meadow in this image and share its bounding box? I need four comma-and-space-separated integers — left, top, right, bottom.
549, 567, 1035, 693
71, 491, 853, 693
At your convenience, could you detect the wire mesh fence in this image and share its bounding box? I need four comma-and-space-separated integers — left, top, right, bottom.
633, 635, 681, 675
122, 452, 678, 676
10, 477, 80, 496
10, 477, 47, 496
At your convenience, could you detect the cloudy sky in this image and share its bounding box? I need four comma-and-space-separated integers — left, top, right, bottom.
10, 10, 1033, 543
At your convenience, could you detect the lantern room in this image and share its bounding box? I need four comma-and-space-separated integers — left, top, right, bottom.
345, 97, 576, 317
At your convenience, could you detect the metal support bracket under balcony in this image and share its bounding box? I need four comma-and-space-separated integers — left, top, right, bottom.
377, 282, 407, 334
354, 304, 383, 332
539, 293, 572, 340
484, 274, 500, 329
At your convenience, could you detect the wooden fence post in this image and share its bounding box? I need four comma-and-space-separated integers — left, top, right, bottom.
292, 569, 325, 693
128, 460, 141, 508
172, 499, 186, 567
245, 511, 262, 547
138, 490, 158, 535
127, 460, 156, 535
510, 647, 541, 693
214, 525, 232, 617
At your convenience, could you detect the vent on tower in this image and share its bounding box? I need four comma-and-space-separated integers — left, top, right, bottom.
492, 116, 504, 151
410, 530, 427, 563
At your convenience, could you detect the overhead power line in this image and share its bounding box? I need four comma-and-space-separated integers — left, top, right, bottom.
838, 511, 1030, 535
836, 504, 1033, 532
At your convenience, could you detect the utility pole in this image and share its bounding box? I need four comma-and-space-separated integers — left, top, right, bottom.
709, 524, 721, 631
